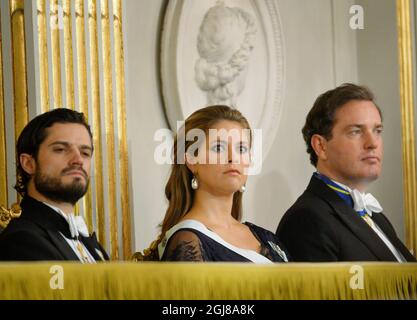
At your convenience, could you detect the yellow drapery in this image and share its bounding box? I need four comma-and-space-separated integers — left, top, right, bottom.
0, 262, 416, 300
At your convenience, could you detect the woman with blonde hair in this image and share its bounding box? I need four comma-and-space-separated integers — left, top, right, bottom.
156, 105, 288, 263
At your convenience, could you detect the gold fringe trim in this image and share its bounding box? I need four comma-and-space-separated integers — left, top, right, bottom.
0, 262, 415, 300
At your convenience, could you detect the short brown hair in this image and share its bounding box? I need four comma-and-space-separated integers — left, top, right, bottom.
302, 83, 382, 166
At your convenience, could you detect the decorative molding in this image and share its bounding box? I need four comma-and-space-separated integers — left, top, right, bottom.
0, 203, 21, 229
397, 0, 417, 255
161, 0, 285, 160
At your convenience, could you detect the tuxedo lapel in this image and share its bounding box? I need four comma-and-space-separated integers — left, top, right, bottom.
371, 214, 416, 262
79, 232, 109, 261
308, 176, 398, 261
46, 230, 80, 260
20, 197, 90, 261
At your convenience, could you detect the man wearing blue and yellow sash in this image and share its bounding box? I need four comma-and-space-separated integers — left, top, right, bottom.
276, 83, 415, 262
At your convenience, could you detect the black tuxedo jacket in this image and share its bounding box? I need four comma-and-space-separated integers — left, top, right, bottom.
276, 175, 416, 262
0, 196, 109, 261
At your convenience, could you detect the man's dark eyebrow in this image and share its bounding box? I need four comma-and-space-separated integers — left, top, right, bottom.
48, 141, 70, 147
48, 141, 93, 151
343, 124, 362, 130
345, 123, 383, 129
80, 145, 93, 150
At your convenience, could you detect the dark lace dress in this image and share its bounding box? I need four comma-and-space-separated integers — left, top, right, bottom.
160, 221, 290, 262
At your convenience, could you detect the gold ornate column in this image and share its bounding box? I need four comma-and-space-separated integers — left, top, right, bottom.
10, 0, 29, 205
0, 7, 7, 209
74, 0, 94, 230
397, 0, 417, 255
36, 0, 50, 112
49, 0, 62, 108
100, 0, 118, 260
87, 0, 106, 251
75, 0, 88, 113
113, 0, 132, 258
63, 0, 75, 109
10, 0, 29, 140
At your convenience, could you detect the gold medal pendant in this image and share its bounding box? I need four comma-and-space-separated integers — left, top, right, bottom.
76, 241, 90, 263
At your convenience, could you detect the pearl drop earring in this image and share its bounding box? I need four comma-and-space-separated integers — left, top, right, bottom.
191, 176, 199, 190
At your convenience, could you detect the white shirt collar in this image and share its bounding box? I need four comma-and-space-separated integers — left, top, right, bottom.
42, 202, 89, 238
42, 201, 72, 221
317, 171, 353, 193
316, 172, 382, 217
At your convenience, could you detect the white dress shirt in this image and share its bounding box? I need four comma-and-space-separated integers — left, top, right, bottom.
42, 202, 96, 263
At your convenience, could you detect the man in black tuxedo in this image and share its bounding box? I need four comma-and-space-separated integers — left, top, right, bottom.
0, 108, 109, 262
276, 83, 415, 262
